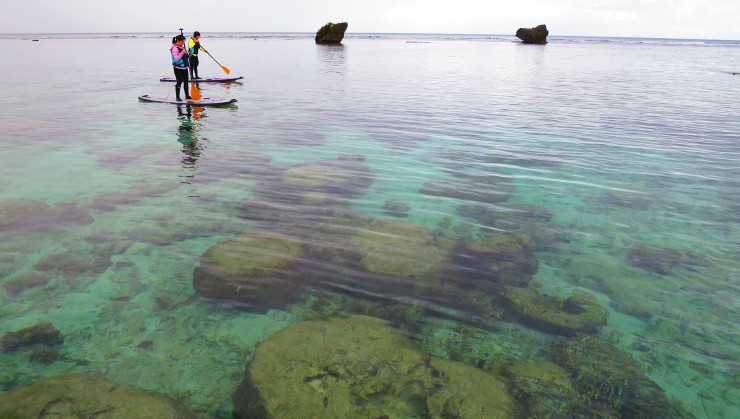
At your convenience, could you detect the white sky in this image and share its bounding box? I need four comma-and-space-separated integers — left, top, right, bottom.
2, 0, 739, 39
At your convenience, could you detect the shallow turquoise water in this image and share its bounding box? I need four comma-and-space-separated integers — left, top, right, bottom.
1, 34, 739, 417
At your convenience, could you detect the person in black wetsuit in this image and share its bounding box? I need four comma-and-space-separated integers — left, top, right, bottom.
188, 31, 208, 79
170, 35, 190, 101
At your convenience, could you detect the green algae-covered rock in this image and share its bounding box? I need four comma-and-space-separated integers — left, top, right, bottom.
427, 358, 514, 418
502, 360, 619, 418
351, 219, 454, 281
500, 288, 608, 336
0, 374, 196, 418
193, 232, 307, 312
233, 315, 514, 418
550, 336, 695, 418
456, 232, 538, 288
279, 158, 373, 197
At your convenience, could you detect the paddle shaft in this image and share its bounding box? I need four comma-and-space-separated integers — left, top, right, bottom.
202, 49, 227, 69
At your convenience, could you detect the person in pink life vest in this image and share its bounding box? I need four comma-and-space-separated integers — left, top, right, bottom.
170, 35, 191, 101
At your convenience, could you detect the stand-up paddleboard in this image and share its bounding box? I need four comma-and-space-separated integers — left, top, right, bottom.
159, 76, 244, 83
138, 95, 237, 106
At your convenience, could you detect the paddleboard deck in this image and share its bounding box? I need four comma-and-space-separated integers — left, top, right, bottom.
159, 76, 244, 83
138, 95, 237, 106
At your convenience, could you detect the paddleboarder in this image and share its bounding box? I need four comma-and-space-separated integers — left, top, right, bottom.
170, 35, 191, 101
188, 31, 207, 80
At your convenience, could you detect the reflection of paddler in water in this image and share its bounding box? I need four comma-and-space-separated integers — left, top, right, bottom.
176, 105, 205, 178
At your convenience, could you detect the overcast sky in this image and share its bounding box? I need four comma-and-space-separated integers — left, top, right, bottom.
2, 0, 739, 39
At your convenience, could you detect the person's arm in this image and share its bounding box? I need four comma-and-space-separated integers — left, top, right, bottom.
171, 46, 187, 61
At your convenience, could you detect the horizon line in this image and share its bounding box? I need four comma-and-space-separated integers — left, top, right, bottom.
1, 31, 738, 42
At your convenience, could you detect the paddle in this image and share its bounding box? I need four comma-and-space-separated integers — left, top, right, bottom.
201, 48, 231, 74
190, 80, 202, 101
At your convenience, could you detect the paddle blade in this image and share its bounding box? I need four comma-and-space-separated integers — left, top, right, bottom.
190, 82, 202, 100
221, 65, 231, 74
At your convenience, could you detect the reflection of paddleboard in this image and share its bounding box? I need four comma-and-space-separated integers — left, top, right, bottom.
159, 76, 244, 83
138, 95, 237, 106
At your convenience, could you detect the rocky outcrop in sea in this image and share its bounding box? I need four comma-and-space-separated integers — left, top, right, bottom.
315, 22, 349, 44
516, 24, 549, 44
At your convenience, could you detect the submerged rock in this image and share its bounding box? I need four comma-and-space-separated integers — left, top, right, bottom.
516, 24, 549, 44
0, 374, 196, 418
279, 158, 373, 198
192, 232, 307, 312
29, 348, 62, 364
499, 288, 608, 336
0, 199, 93, 237
90, 182, 179, 211
1, 322, 63, 353
351, 219, 454, 282
454, 232, 538, 288
550, 336, 695, 418
628, 243, 708, 274
420, 179, 514, 203
315, 22, 348, 44
599, 189, 653, 209
382, 199, 411, 217
2, 272, 51, 294
33, 253, 112, 277
233, 315, 513, 418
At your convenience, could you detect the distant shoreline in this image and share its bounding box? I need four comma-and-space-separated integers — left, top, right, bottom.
1, 31, 739, 43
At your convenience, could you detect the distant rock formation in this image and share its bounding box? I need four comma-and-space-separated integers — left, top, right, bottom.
516, 24, 549, 44
315, 22, 348, 44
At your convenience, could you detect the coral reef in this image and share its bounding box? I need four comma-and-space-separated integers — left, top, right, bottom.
0, 374, 196, 418
233, 315, 514, 418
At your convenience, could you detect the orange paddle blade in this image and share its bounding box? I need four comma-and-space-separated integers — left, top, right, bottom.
190, 82, 202, 100
221, 65, 231, 74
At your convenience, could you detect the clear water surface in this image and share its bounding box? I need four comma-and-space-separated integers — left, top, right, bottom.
1, 33, 738, 418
